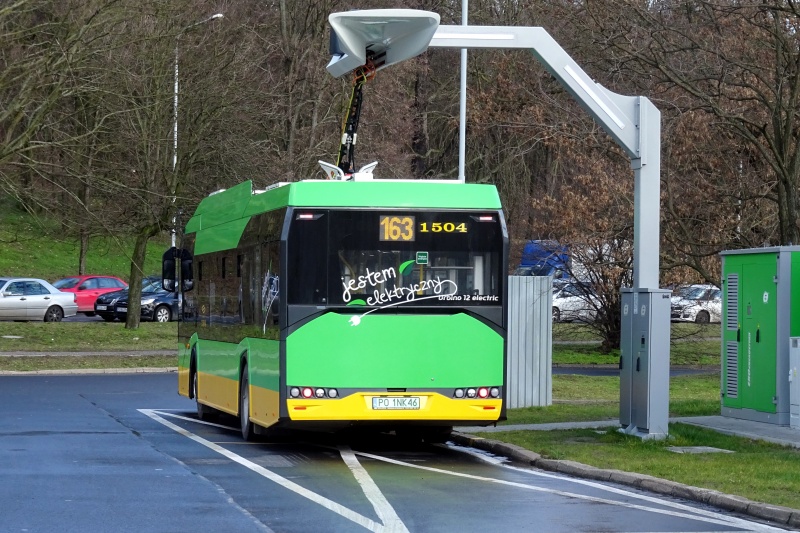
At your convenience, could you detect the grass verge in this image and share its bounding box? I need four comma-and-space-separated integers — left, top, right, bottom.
0, 355, 176, 371
505, 374, 720, 425
0, 322, 177, 351
487, 424, 800, 510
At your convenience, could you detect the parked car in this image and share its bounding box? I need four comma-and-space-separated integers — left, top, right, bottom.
94, 276, 178, 323
552, 283, 598, 323
670, 284, 721, 323
0, 277, 78, 322
52, 275, 127, 316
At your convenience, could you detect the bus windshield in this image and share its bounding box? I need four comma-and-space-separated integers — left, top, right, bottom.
287, 210, 503, 307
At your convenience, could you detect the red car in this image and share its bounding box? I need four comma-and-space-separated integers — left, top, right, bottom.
52, 275, 128, 315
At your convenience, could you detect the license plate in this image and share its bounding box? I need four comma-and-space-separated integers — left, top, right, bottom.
96, 305, 107, 311
371, 396, 420, 410
117, 307, 127, 312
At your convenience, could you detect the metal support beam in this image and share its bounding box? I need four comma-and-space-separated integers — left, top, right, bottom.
429, 24, 661, 290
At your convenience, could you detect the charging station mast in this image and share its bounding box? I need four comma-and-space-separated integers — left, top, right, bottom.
326, 10, 671, 439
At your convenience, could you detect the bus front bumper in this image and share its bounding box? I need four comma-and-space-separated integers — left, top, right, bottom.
287, 392, 502, 423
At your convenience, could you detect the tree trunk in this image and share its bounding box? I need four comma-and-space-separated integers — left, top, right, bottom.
79, 229, 88, 275
125, 224, 159, 329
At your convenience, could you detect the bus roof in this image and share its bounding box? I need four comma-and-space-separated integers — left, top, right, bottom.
185, 179, 502, 236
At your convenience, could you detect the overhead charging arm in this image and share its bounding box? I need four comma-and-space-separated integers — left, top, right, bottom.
325, 12, 659, 289
336, 61, 376, 174
324, 10, 441, 179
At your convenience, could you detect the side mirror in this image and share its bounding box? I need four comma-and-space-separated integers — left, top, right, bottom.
162, 247, 193, 292
180, 255, 193, 293
162, 248, 177, 291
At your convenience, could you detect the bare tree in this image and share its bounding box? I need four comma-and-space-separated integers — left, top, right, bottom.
573, 0, 800, 247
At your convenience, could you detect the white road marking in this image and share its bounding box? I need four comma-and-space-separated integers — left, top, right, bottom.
141, 409, 784, 532
156, 410, 240, 431
339, 446, 410, 533
449, 443, 786, 532
140, 409, 401, 532
155, 411, 407, 530
355, 449, 786, 533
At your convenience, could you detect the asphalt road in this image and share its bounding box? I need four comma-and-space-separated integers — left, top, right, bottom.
0, 373, 787, 533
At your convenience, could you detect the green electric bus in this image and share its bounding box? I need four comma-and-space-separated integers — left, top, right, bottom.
163, 177, 508, 441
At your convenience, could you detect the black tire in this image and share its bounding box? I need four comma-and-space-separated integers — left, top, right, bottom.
240, 366, 255, 441
153, 305, 171, 323
100, 314, 116, 322
83, 312, 96, 317
191, 354, 213, 421
421, 426, 453, 444
44, 306, 64, 322
552, 307, 561, 322
695, 310, 710, 324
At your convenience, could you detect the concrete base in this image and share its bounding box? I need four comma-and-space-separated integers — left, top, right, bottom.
618, 424, 667, 441
721, 406, 789, 426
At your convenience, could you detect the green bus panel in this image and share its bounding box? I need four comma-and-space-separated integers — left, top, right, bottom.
285, 313, 503, 388
186, 181, 253, 232
196, 339, 243, 381
246, 338, 280, 392
195, 337, 280, 392
284, 181, 502, 210
193, 218, 250, 256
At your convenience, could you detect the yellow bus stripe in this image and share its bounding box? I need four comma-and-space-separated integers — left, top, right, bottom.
196, 372, 239, 415
287, 393, 501, 422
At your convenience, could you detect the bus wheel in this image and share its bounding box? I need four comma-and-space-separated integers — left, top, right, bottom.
240, 366, 255, 441
191, 359, 212, 421
421, 426, 453, 444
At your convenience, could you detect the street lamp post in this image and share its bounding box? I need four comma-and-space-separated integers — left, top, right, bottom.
171, 13, 223, 247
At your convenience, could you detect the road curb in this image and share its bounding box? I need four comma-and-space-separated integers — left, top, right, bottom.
0, 351, 175, 357
0, 367, 178, 375
450, 431, 800, 529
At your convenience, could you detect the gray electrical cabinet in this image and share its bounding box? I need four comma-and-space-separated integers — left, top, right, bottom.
620, 288, 672, 439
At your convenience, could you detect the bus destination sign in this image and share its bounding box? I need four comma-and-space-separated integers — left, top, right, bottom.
379, 215, 470, 242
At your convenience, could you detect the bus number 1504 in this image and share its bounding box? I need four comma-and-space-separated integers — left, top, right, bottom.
419, 222, 467, 233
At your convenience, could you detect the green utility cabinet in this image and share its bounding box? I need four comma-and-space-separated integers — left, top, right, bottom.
720, 246, 800, 425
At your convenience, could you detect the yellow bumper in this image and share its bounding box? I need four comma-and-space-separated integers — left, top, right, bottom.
287, 392, 501, 422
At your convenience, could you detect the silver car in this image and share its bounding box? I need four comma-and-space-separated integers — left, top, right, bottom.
552, 283, 598, 323
670, 284, 721, 324
0, 278, 78, 322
